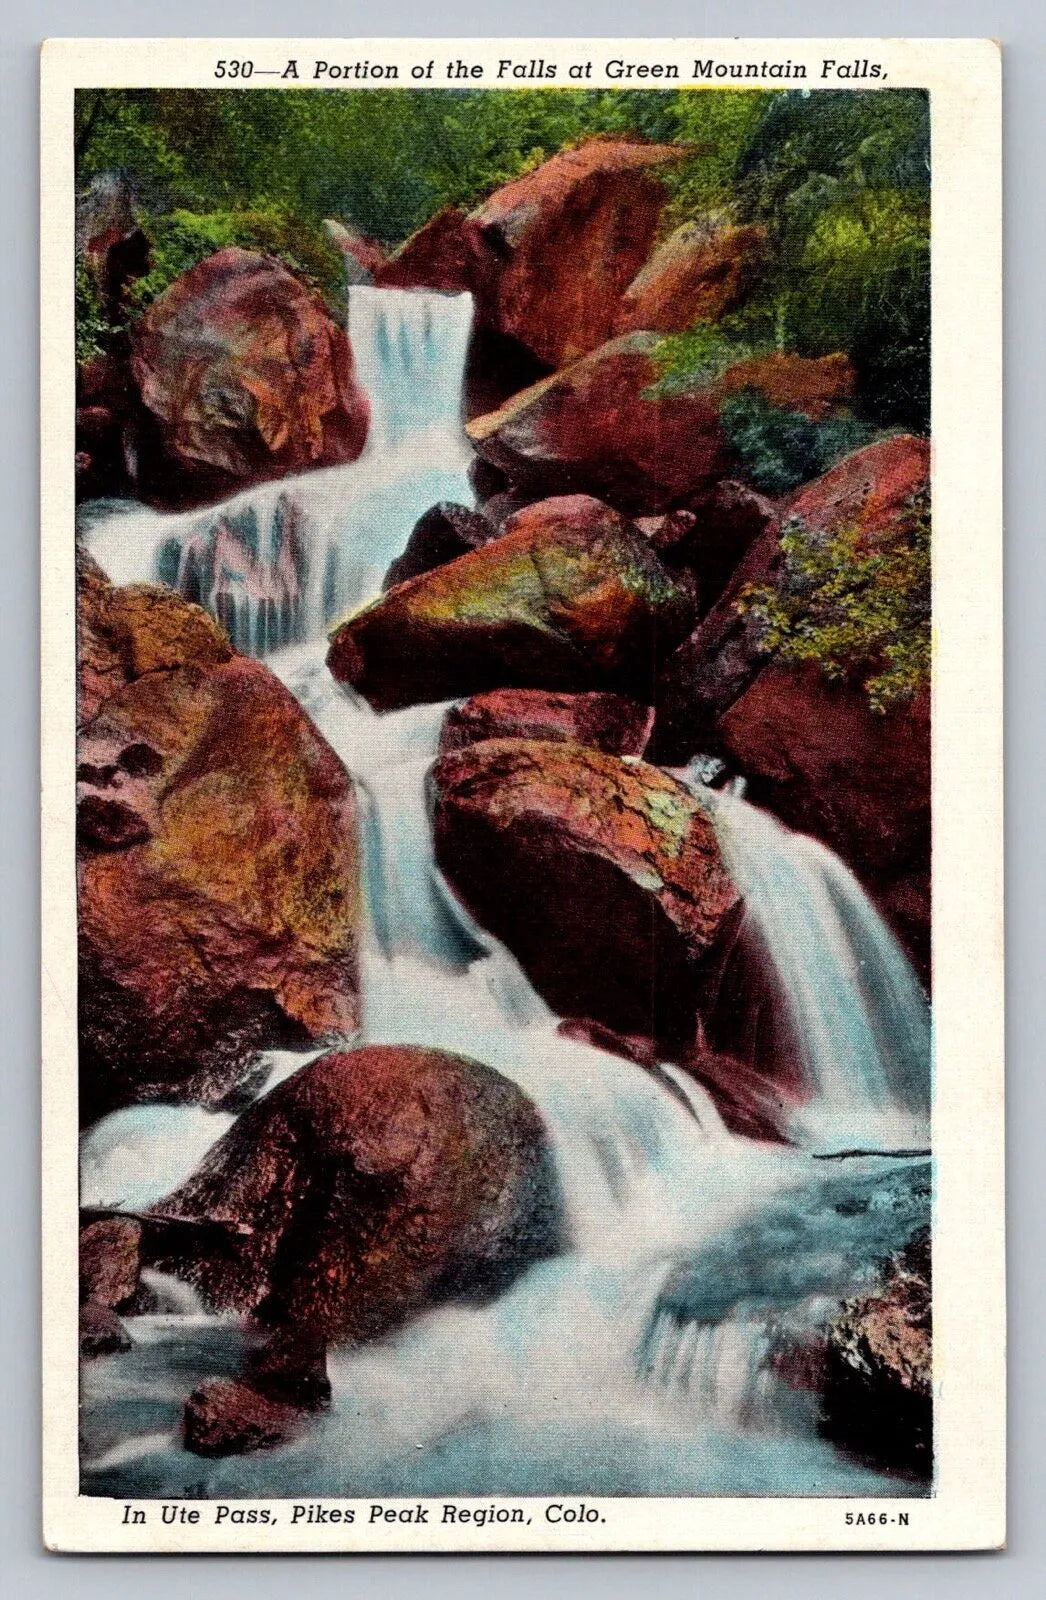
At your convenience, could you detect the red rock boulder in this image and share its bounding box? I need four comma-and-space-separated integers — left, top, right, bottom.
431, 739, 740, 1051
77, 564, 362, 1124
440, 689, 653, 759
614, 220, 767, 336
377, 141, 685, 368
328, 494, 695, 711
467, 334, 854, 514
130, 248, 369, 506
787, 433, 930, 545
381, 501, 495, 591
149, 1047, 561, 1344
466, 139, 686, 367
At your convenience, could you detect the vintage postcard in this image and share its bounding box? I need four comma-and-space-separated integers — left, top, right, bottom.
41, 38, 1004, 1552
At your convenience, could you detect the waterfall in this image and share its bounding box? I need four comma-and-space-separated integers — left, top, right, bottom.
705, 785, 932, 1154
81, 287, 476, 652
77, 283, 933, 1501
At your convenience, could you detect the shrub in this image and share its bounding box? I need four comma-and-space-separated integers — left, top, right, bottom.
739, 489, 931, 710
719, 391, 877, 497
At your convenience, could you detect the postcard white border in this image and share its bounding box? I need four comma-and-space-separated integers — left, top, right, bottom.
41, 36, 1004, 1553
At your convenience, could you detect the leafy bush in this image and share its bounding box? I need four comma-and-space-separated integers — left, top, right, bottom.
75, 255, 108, 363
125, 205, 345, 311
719, 391, 877, 496
738, 489, 931, 710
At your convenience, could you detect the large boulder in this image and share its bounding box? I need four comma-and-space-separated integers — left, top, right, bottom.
440, 689, 653, 759
327, 495, 695, 711
786, 432, 930, 544
77, 565, 362, 1123
465, 139, 686, 367
431, 739, 740, 1051
148, 1047, 561, 1343
129, 248, 369, 506
466, 334, 854, 514
614, 220, 767, 336
718, 664, 931, 978
377, 141, 685, 368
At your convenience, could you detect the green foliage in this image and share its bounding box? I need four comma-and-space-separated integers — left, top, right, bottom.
126, 205, 345, 310
75, 255, 108, 363
739, 489, 931, 710
719, 391, 877, 497
645, 315, 773, 395
737, 90, 931, 431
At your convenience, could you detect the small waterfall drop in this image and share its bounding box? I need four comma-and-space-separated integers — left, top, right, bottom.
705, 783, 932, 1154
82, 287, 476, 652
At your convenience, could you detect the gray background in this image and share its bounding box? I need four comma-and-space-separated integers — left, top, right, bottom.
1, 0, 1040, 1592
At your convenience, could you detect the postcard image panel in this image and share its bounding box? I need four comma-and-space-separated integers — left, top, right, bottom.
40, 36, 1003, 1553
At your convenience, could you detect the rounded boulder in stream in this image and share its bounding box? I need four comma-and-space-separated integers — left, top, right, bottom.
144, 1046, 563, 1450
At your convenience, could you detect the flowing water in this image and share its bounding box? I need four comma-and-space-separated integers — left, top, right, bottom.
79, 287, 932, 1498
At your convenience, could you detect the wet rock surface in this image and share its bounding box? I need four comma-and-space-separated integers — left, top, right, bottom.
129, 248, 370, 506
719, 665, 931, 979
431, 738, 740, 1051
148, 1047, 562, 1345
183, 1378, 305, 1458
77, 565, 362, 1124
440, 688, 653, 759
819, 1232, 932, 1481
328, 494, 695, 710
80, 1301, 132, 1360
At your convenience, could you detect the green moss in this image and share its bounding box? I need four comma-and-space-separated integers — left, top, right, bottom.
739, 488, 930, 711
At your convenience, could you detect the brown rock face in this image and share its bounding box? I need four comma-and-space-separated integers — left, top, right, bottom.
431, 739, 740, 1051
467, 140, 686, 367
820, 1233, 932, 1480
130, 248, 369, 506
77, 565, 362, 1124
376, 207, 478, 295
440, 689, 653, 759
467, 334, 854, 514
615, 221, 767, 336
80, 1302, 132, 1360
183, 1379, 304, 1458
328, 495, 695, 711
79, 1217, 143, 1309
149, 1048, 561, 1346
382, 501, 495, 591
377, 142, 684, 368
77, 546, 234, 728
787, 433, 930, 544
718, 664, 931, 979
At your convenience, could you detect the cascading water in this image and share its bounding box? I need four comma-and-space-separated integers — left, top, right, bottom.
81, 286, 476, 649
701, 782, 932, 1154
78, 287, 932, 1499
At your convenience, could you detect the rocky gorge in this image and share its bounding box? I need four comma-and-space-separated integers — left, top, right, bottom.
75, 130, 933, 1494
